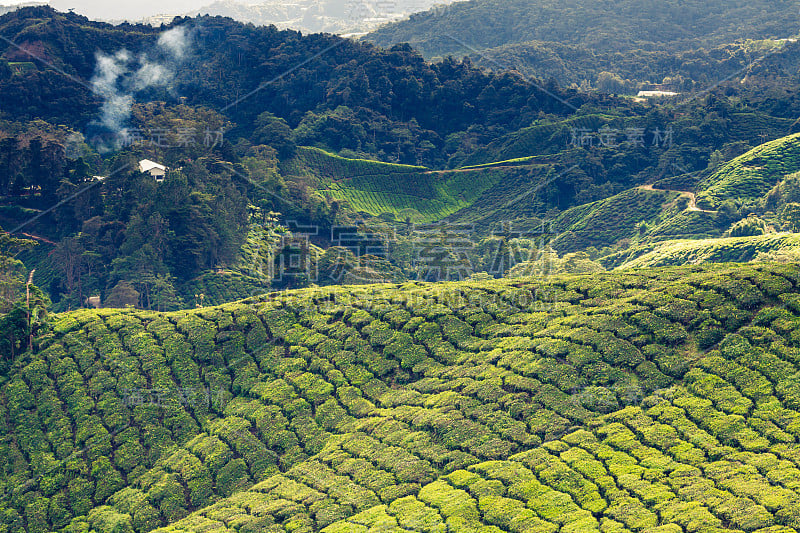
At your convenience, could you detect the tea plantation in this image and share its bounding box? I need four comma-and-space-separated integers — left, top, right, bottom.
551, 187, 678, 253
696, 134, 800, 209
602, 234, 800, 269
281, 147, 507, 222
8, 264, 800, 532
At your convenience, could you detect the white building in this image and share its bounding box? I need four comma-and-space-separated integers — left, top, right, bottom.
139, 159, 167, 182
637, 90, 679, 98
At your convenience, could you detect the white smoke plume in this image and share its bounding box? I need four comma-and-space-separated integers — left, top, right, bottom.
157, 26, 189, 59
92, 50, 134, 134
132, 61, 172, 91
90, 26, 191, 150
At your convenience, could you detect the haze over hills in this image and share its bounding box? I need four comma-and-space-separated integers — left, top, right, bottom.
367, 0, 800, 90
186, 0, 463, 35
0, 0, 461, 32
21, 0, 204, 22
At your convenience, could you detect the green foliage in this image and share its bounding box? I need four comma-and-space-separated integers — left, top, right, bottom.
697, 134, 800, 209
7, 263, 800, 533
283, 147, 507, 223
5, 5, 800, 322
0, 281, 50, 362
368, 0, 800, 90
510, 248, 606, 277
552, 187, 678, 253
0, 229, 36, 314
727, 215, 771, 238
604, 234, 800, 270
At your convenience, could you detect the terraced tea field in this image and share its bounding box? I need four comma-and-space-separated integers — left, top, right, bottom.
281, 147, 428, 183
282, 147, 510, 222
552, 187, 679, 252
696, 133, 800, 209
604, 234, 800, 269
7, 264, 800, 532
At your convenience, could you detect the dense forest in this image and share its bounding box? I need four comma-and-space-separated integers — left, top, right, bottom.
367, 0, 800, 91
369, 0, 800, 55
0, 7, 590, 166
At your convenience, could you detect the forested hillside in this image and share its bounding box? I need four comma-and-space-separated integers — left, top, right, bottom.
0, 6, 587, 166
4, 264, 800, 532
0, 7, 591, 312
367, 0, 800, 91
3, 7, 800, 317
475, 38, 800, 94
369, 0, 800, 56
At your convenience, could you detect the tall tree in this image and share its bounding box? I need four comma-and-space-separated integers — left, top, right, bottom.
0, 227, 35, 314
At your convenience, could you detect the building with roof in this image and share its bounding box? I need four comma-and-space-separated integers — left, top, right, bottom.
139, 159, 167, 182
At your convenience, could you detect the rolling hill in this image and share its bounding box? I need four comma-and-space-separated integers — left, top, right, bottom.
602, 234, 800, 270
7, 264, 800, 531
366, 0, 800, 91
367, 0, 800, 58
446, 129, 800, 258
696, 134, 800, 210
281, 147, 510, 223
8, 10, 800, 533
548, 187, 679, 253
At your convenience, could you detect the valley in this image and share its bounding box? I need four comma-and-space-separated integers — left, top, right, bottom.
2, 1, 800, 532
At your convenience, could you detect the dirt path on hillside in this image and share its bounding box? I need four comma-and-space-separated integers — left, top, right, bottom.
639, 184, 715, 213
19, 232, 57, 245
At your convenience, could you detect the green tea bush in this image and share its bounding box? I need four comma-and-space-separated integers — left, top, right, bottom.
14, 264, 800, 532
216, 459, 250, 498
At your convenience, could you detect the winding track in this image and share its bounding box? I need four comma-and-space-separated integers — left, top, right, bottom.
639, 183, 715, 213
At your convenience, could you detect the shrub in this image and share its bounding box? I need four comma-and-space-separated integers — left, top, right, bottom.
696, 319, 726, 349
727, 215, 768, 237
315, 399, 354, 432
385, 334, 429, 370
91, 457, 125, 503
216, 459, 250, 498
605, 496, 658, 530
87, 506, 134, 533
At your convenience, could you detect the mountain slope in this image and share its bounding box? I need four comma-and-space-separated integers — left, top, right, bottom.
7, 264, 800, 531
696, 134, 800, 209
282, 147, 512, 222
550, 186, 679, 253
601, 234, 800, 270
0, 6, 589, 164
472, 38, 800, 91
366, 0, 800, 92
367, 0, 800, 59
